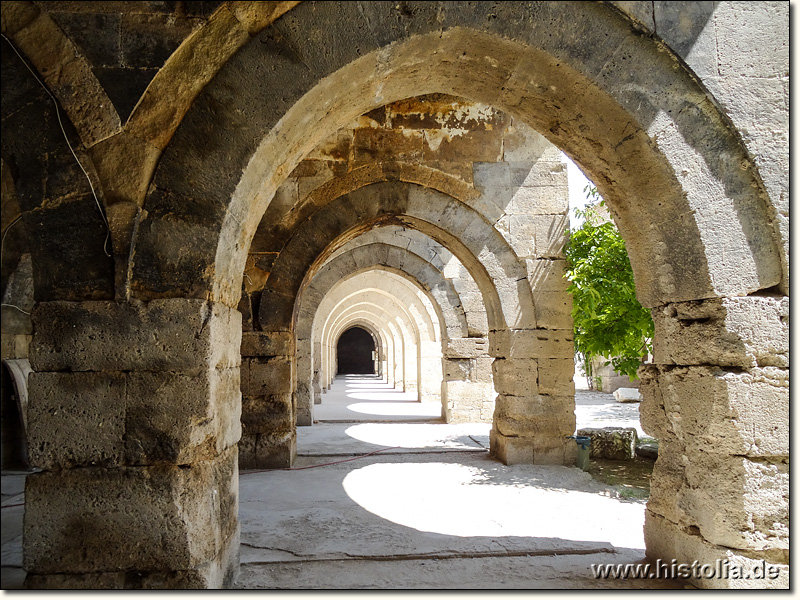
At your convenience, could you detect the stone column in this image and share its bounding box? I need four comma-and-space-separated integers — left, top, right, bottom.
294, 337, 313, 426
489, 329, 576, 465
239, 331, 296, 469
24, 300, 241, 589
312, 340, 322, 404
324, 341, 333, 390
442, 337, 494, 423
385, 336, 395, 389
393, 335, 404, 390
640, 297, 789, 589
403, 337, 418, 395
420, 340, 442, 405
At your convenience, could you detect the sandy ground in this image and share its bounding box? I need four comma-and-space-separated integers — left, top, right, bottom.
2, 375, 670, 590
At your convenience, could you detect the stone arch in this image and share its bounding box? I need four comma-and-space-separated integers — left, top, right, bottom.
18, 3, 787, 589
328, 224, 488, 338
299, 244, 467, 340
314, 276, 445, 404
324, 297, 419, 391
124, 1, 300, 151
327, 316, 387, 384
333, 325, 377, 376
294, 243, 488, 424
328, 307, 406, 391
133, 5, 781, 309
314, 279, 437, 358
0, 37, 114, 302
1, 2, 121, 148
320, 289, 425, 392
252, 181, 550, 464
322, 298, 418, 392
259, 182, 532, 335
255, 161, 482, 253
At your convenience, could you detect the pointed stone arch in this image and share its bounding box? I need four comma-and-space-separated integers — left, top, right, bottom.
133, 5, 781, 308
20, 3, 787, 589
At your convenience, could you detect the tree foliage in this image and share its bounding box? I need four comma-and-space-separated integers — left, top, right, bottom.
564, 186, 654, 379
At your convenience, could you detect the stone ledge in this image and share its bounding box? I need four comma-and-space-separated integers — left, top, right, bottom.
577, 427, 638, 460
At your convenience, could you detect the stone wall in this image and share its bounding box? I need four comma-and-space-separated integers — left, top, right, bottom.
24, 300, 242, 587
0, 1, 788, 590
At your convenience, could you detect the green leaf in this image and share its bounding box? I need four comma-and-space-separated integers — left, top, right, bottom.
564, 188, 654, 379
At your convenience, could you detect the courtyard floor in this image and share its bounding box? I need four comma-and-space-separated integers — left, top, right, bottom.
2, 374, 680, 590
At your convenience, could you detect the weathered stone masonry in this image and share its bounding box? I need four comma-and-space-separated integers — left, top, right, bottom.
238, 95, 575, 467
24, 300, 241, 588
0, 0, 788, 590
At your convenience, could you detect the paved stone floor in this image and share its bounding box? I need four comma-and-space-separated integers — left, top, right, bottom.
1, 471, 26, 589
2, 374, 672, 590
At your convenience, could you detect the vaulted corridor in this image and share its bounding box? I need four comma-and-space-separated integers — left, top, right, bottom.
1, 1, 787, 589
237, 377, 675, 589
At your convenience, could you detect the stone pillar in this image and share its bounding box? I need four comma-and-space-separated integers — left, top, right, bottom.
240, 332, 296, 469
420, 340, 442, 405
442, 337, 494, 423
489, 329, 576, 465
394, 336, 404, 390
324, 341, 333, 390
640, 297, 789, 589
379, 361, 387, 382
403, 337, 418, 395
385, 336, 395, 389
312, 340, 322, 404
294, 337, 313, 426
24, 300, 241, 589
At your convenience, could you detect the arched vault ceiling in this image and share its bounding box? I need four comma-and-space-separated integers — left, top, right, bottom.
302, 243, 467, 339
130, 3, 781, 306
257, 182, 529, 333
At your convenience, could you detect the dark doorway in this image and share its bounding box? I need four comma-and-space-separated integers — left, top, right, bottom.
337, 327, 376, 374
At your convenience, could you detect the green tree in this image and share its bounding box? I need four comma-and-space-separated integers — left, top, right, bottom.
564, 186, 654, 380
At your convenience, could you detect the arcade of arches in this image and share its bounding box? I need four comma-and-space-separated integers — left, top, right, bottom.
0, 1, 788, 590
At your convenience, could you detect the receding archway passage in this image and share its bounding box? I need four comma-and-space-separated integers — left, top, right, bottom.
6, 1, 786, 591
336, 327, 376, 375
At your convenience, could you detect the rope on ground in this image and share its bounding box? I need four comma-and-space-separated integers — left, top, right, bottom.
468, 435, 487, 449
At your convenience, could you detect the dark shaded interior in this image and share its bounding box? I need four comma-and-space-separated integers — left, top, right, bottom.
1, 362, 28, 469
337, 327, 376, 374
